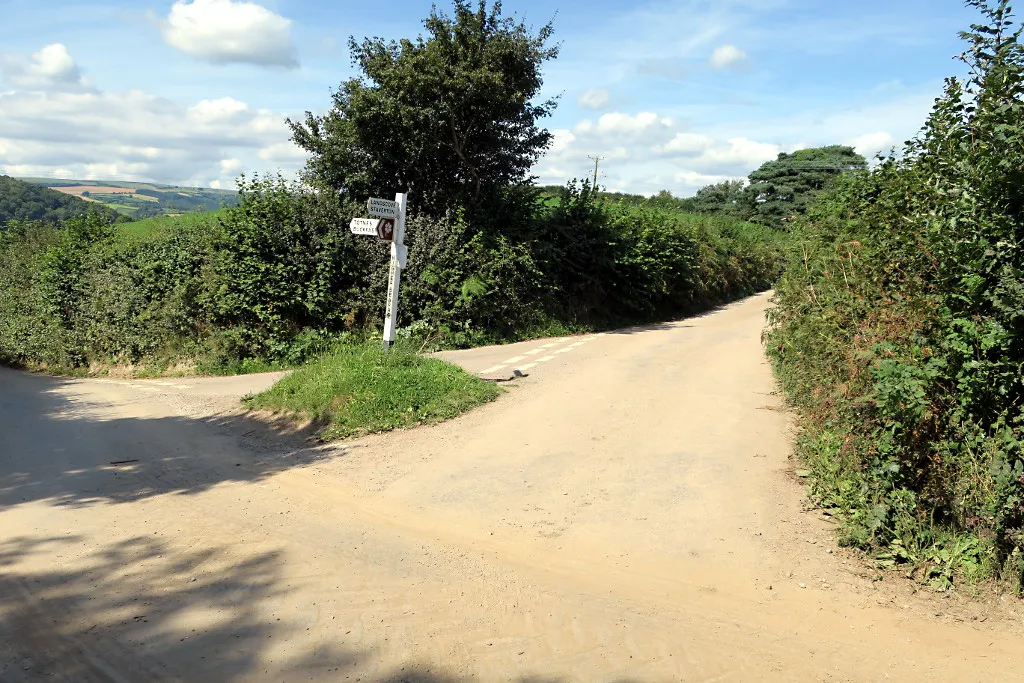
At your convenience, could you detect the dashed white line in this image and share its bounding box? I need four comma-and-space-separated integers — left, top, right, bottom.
517, 362, 538, 371
503, 355, 527, 364
479, 365, 507, 375
555, 347, 574, 354
536, 355, 556, 362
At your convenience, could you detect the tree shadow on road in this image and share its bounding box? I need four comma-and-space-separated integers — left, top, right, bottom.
0, 532, 646, 682
0, 368, 345, 510
0, 533, 364, 682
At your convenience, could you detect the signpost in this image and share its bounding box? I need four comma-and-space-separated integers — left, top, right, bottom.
349, 192, 408, 352
348, 217, 379, 235
367, 197, 399, 218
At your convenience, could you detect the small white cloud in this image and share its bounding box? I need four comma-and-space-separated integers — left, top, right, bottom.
257, 142, 308, 165
163, 0, 299, 69
700, 137, 780, 167
548, 129, 576, 155
579, 88, 611, 110
219, 158, 242, 174
576, 112, 674, 137
851, 131, 895, 157
657, 133, 715, 156
2, 43, 89, 91
709, 44, 748, 70
188, 97, 249, 123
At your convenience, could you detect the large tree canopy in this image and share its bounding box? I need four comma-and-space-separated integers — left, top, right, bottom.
744, 146, 868, 226
288, 1, 558, 219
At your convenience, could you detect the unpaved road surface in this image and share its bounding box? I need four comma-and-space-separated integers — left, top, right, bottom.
2, 292, 1022, 682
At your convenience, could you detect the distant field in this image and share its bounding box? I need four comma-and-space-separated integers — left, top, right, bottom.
17, 177, 239, 218
50, 185, 135, 196
119, 209, 227, 238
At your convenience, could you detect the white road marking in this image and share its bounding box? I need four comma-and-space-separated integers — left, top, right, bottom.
503, 355, 527, 364
569, 342, 586, 348
524, 348, 545, 356
536, 355, 556, 362
479, 365, 507, 375
517, 362, 538, 371
555, 347, 574, 354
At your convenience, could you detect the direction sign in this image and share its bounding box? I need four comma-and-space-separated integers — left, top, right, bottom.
368, 197, 399, 218
377, 218, 395, 241
349, 217, 379, 235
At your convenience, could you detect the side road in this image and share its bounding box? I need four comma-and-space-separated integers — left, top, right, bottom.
1, 291, 1022, 682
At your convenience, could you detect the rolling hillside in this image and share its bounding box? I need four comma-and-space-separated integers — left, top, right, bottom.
16, 178, 240, 218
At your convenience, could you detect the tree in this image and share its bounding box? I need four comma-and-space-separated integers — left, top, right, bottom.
744, 146, 867, 226
0, 176, 121, 227
691, 179, 751, 218
288, 1, 558, 221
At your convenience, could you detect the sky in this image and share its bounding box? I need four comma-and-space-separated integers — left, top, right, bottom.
0, 0, 983, 196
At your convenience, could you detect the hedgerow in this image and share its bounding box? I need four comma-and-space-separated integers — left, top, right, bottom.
0, 175, 787, 373
766, 0, 1024, 589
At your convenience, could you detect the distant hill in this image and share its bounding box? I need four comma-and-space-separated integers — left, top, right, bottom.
0, 175, 122, 226
16, 178, 240, 219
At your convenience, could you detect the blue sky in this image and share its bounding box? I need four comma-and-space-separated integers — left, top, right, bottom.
0, 0, 982, 195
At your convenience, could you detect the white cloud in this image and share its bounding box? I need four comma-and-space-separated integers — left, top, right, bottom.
851, 131, 896, 157
219, 158, 242, 174
548, 129, 576, 155
698, 137, 780, 168
657, 133, 715, 156
188, 97, 250, 123
709, 44, 748, 70
0, 45, 303, 188
536, 108, 786, 196
576, 112, 675, 138
163, 0, 299, 69
257, 142, 308, 165
578, 88, 611, 110
1, 43, 90, 91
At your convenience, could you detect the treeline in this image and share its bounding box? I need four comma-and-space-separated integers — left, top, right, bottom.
540, 145, 867, 229
0, 176, 122, 226
767, 0, 1024, 588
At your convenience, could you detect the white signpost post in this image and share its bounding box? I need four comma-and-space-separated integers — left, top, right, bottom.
348, 192, 408, 352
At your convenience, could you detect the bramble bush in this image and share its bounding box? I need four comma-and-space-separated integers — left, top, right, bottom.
767, 0, 1024, 589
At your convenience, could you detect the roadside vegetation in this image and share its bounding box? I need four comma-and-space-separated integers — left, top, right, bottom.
245, 342, 500, 440
767, 0, 1024, 590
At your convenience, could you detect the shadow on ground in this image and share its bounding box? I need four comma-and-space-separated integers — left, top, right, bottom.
0, 533, 641, 682
0, 370, 646, 682
0, 368, 339, 509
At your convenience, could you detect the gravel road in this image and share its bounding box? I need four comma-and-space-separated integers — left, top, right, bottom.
1, 291, 1022, 682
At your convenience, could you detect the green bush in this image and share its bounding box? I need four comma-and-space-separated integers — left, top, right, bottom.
0, 173, 787, 373
766, 0, 1024, 588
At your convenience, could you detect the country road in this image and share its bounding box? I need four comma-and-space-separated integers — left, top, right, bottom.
1, 291, 1022, 682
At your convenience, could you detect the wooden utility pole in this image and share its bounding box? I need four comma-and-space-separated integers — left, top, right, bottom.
588, 155, 604, 190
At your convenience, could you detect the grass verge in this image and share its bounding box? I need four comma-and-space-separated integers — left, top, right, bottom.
244, 342, 501, 440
